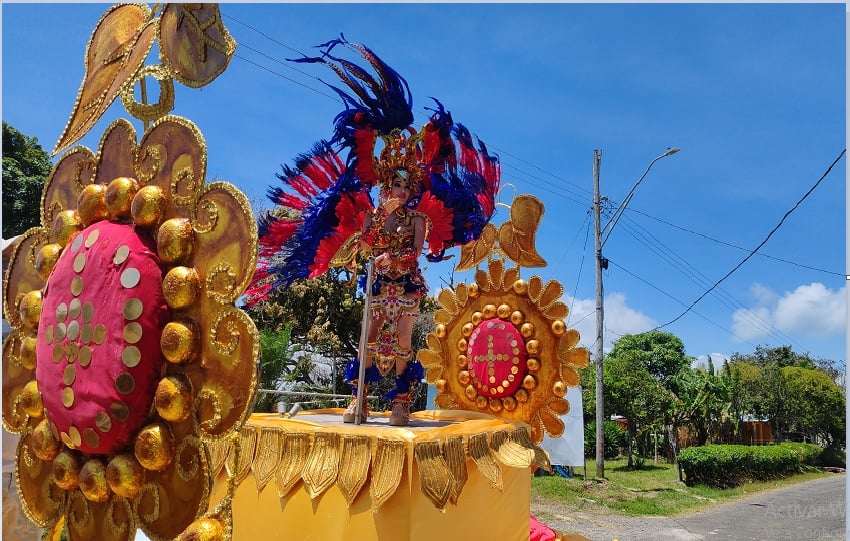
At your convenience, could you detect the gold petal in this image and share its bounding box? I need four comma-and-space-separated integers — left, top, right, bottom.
541, 409, 566, 439
539, 280, 565, 310
302, 432, 339, 500
205, 438, 231, 480
487, 257, 505, 290
414, 441, 452, 510
252, 427, 284, 493
454, 282, 468, 308
425, 366, 443, 384
511, 426, 551, 472
369, 438, 405, 511
474, 268, 490, 293
337, 434, 371, 507
275, 432, 310, 498
417, 349, 444, 369
442, 436, 467, 503
491, 429, 533, 468
560, 328, 580, 350
527, 275, 543, 303
425, 333, 443, 353
468, 433, 502, 491
562, 366, 581, 386
226, 426, 257, 486
437, 288, 459, 315
433, 310, 452, 325
543, 301, 568, 320
559, 347, 590, 369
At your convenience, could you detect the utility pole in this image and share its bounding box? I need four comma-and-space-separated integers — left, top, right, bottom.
591, 146, 679, 480
592, 149, 606, 479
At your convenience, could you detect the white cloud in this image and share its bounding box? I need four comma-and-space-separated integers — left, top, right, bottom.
732, 282, 846, 341
566, 292, 656, 353
693, 352, 730, 370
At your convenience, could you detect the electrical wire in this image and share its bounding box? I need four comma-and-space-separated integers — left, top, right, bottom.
654, 148, 846, 330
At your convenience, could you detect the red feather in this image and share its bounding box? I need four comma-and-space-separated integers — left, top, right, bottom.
276, 192, 309, 211
415, 191, 454, 255
353, 127, 378, 186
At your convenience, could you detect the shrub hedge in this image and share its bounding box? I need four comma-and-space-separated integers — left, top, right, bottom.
677, 443, 822, 488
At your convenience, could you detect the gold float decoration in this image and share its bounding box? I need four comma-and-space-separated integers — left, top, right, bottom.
3, 4, 256, 541
419, 194, 590, 443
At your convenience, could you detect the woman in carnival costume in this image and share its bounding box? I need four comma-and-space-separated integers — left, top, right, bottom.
246, 37, 500, 426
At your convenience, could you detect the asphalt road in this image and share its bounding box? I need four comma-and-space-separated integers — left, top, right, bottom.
535, 473, 846, 541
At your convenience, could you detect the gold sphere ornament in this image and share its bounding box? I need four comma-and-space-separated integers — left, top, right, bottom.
461, 322, 475, 337
482, 304, 497, 319
435, 379, 447, 393
467, 282, 480, 298
525, 339, 541, 356
177, 518, 225, 541
502, 396, 518, 411
515, 388, 529, 403
157, 218, 195, 264
520, 323, 536, 339
464, 385, 477, 400
161, 320, 198, 364
105, 177, 139, 219
79, 458, 110, 502
52, 210, 83, 246
512, 279, 528, 295
510, 310, 524, 326
457, 354, 468, 368
471, 311, 483, 325
162, 266, 200, 310
522, 375, 538, 391
106, 453, 145, 498
131, 185, 168, 228
18, 290, 43, 331
553, 381, 568, 398
19, 336, 37, 370
457, 370, 471, 385
77, 183, 109, 225
20, 380, 43, 418
155, 375, 193, 422
526, 357, 540, 372
134, 422, 175, 472
475, 395, 489, 410
35, 244, 63, 280
434, 324, 447, 338
488, 397, 503, 413
53, 450, 81, 490
456, 338, 468, 353
497, 303, 512, 319
30, 419, 60, 461
551, 320, 567, 336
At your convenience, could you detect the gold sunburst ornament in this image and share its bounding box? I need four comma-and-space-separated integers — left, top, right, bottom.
418, 195, 590, 443
2, 4, 257, 541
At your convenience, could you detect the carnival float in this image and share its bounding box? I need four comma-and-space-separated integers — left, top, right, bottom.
2, 4, 589, 540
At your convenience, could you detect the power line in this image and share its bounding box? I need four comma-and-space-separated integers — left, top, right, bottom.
626, 208, 844, 277
654, 148, 846, 330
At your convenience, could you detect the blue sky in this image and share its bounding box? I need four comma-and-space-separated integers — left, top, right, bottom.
2, 3, 846, 369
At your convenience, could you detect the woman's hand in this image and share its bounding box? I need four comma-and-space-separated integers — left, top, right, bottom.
374, 253, 391, 271
382, 198, 402, 214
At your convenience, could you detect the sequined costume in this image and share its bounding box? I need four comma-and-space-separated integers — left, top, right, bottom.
246, 37, 500, 425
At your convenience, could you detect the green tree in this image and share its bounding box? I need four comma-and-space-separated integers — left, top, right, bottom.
2, 122, 51, 238
781, 366, 845, 446
603, 349, 671, 466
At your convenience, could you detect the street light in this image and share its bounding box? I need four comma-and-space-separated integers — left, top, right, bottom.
591, 147, 679, 479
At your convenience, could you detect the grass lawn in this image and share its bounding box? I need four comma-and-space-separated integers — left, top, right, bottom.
531, 458, 832, 516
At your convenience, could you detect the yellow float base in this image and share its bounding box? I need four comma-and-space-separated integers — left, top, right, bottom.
209, 410, 541, 541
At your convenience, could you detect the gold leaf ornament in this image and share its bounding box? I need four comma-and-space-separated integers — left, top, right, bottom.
159, 4, 236, 88
53, 4, 157, 156
497, 194, 547, 268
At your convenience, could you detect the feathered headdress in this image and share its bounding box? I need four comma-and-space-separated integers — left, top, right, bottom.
246, 36, 500, 305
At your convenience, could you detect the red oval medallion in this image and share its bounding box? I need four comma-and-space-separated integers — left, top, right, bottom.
35, 221, 169, 454
467, 318, 527, 398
